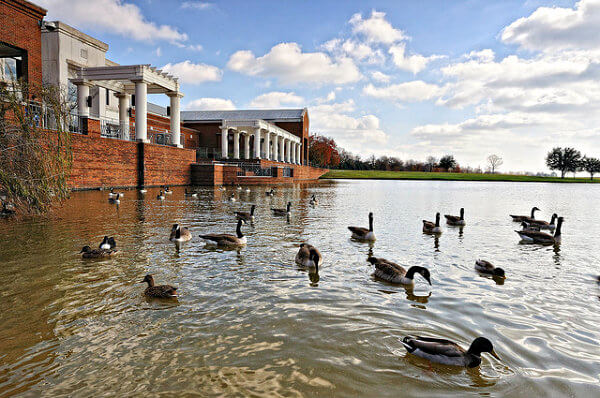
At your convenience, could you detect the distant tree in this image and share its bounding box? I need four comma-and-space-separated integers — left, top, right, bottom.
580, 157, 600, 180
545, 147, 582, 178
486, 154, 503, 174
426, 156, 437, 172
308, 134, 341, 168
439, 155, 457, 172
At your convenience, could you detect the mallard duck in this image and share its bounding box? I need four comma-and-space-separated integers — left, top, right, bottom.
99, 236, 117, 250
235, 205, 256, 222
367, 257, 431, 286
295, 243, 322, 269
199, 219, 247, 246
444, 208, 465, 226
108, 193, 121, 204
79, 245, 118, 258
141, 274, 178, 298
516, 216, 563, 245
510, 207, 540, 222
348, 212, 375, 241
423, 213, 442, 234
170, 224, 192, 242
474, 260, 505, 278
271, 202, 291, 216
525, 213, 557, 230
309, 194, 318, 206
402, 336, 499, 367
157, 190, 165, 200
228, 193, 236, 202
265, 188, 275, 196
184, 189, 198, 198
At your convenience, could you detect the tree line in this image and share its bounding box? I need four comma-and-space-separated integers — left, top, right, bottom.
546, 147, 600, 180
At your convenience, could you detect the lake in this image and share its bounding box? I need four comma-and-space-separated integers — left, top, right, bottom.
1, 180, 599, 397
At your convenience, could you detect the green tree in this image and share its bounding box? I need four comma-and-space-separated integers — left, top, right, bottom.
545, 147, 582, 178
580, 157, 600, 180
439, 155, 457, 171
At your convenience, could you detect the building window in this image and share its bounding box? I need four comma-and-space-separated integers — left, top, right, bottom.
0, 41, 27, 83
106, 88, 110, 106
80, 49, 88, 59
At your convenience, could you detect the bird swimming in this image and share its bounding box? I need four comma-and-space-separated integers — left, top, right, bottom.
525, 213, 557, 230
423, 213, 442, 234
444, 208, 465, 226
510, 207, 540, 222
295, 243, 322, 270
348, 212, 376, 241
141, 274, 178, 298
99, 236, 116, 250
516, 216, 564, 245
169, 224, 192, 242
199, 219, 247, 246
79, 245, 118, 258
184, 189, 198, 198
265, 188, 275, 196
108, 193, 121, 204
157, 191, 165, 200
235, 205, 256, 222
271, 202, 291, 216
474, 260, 505, 278
367, 257, 431, 286
401, 336, 499, 368
309, 194, 318, 206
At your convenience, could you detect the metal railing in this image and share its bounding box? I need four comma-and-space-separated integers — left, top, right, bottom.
282, 167, 293, 177
196, 147, 221, 159
235, 162, 273, 177
100, 117, 132, 140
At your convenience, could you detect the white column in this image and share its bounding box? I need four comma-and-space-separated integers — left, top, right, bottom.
116, 93, 130, 139
273, 133, 279, 161
263, 131, 270, 160
134, 81, 148, 142
168, 92, 182, 147
220, 127, 229, 159
285, 139, 291, 163
254, 127, 261, 158
291, 142, 296, 164
233, 129, 240, 159
76, 83, 90, 118
243, 132, 250, 159
296, 143, 301, 164
278, 136, 284, 162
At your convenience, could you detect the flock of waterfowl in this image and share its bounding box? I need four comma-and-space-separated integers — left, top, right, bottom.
80, 187, 566, 369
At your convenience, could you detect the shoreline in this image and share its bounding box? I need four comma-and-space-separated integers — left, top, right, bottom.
320, 170, 600, 184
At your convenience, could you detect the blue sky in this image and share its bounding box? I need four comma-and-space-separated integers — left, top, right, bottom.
39, 0, 600, 172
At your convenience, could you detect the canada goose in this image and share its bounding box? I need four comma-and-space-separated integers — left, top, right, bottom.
265, 188, 275, 196
184, 189, 198, 198
444, 208, 465, 226
271, 202, 291, 216
170, 224, 192, 242
525, 213, 557, 230
141, 274, 178, 298
199, 219, 247, 246
235, 205, 256, 222
474, 260, 505, 278
402, 336, 499, 368
423, 213, 442, 234
108, 193, 121, 204
139, 189, 147, 194
348, 212, 376, 241
219, 186, 226, 191
367, 257, 431, 286
245, 187, 251, 193
157, 191, 165, 200
516, 216, 563, 245
295, 243, 322, 269
79, 245, 118, 258
510, 207, 540, 222
520, 221, 541, 232
164, 186, 172, 194
228, 193, 236, 202
108, 188, 122, 198
236, 185, 242, 191
99, 236, 117, 250
309, 194, 318, 206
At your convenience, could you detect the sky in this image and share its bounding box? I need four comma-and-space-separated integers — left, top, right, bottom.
37, 0, 600, 172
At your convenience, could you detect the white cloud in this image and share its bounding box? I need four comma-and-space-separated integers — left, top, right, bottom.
371, 71, 391, 83
38, 0, 187, 43
321, 39, 385, 64
249, 91, 304, 108
363, 81, 445, 102
181, 1, 213, 10
501, 0, 600, 52
154, 47, 162, 57
185, 98, 236, 110
187, 44, 204, 52
161, 60, 222, 84
349, 10, 408, 44
463, 49, 495, 63
389, 43, 443, 74
227, 42, 361, 85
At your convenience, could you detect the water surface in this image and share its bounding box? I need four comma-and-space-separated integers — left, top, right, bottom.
1, 180, 599, 397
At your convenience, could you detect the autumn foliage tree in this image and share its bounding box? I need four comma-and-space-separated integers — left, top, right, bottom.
309, 134, 340, 168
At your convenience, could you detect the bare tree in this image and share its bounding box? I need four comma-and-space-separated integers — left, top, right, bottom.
487, 154, 504, 174
426, 156, 437, 172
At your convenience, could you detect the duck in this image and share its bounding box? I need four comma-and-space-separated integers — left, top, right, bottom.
271, 202, 291, 216
474, 260, 505, 278
444, 208, 465, 226
228, 193, 236, 202
169, 224, 192, 242
164, 186, 172, 194
108, 193, 121, 204
236, 185, 242, 191
99, 236, 117, 250
401, 336, 499, 368
520, 221, 541, 232
139, 189, 147, 194
525, 213, 557, 230
184, 189, 198, 198
157, 190, 165, 200
367, 257, 431, 286
295, 243, 322, 269
141, 274, 178, 298
515, 216, 563, 245
510, 207, 540, 222
348, 212, 376, 241
235, 205, 256, 222
309, 194, 318, 206
219, 186, 226, 191
265, 188, 275, 196
245, 187, 251, 193
107, 188, 122, 198
199, 219, 247, 246
79, 245, 118, 258
423, 213, 442, 234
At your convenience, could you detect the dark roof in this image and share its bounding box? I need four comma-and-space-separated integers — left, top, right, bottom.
181, 108, 306, 122
148, 102, 167, 116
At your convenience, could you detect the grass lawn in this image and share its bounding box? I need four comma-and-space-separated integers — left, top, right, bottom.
321, 169, 600, 183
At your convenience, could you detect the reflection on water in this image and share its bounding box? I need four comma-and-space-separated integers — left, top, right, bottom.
1, 180, 600, 397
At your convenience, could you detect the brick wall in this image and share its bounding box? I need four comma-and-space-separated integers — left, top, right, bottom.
142, 142, 195, 186
0, 0, 46, 87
